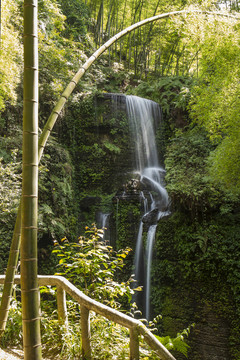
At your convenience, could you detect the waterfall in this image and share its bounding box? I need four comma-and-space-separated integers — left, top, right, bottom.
126, 95, 169, 320
96, 94, 169, 319
97, 212, 110, 244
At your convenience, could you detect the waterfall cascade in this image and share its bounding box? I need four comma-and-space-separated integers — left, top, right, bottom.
96, 94, 169, 320
126, 95, 170, 320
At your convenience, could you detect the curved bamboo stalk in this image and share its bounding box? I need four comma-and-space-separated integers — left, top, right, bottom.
0, 8, 239, 336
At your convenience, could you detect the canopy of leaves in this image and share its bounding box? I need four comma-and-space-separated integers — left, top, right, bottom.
187, 14, 240, 192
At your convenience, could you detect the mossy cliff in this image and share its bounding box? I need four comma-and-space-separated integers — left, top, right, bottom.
149, 129, 240, 360
57, 93, 135, 232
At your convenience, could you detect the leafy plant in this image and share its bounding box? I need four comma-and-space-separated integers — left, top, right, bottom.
154, 326, 193, 358
53, 224, 134, 309
0, 153, 21, 273
0, 296, 22, 349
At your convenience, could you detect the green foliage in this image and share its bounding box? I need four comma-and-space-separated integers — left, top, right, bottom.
0, 296, 22, 349
1, 1, 240, 358
38, 0, 66, 36
146, 314, 194, 358
131, 76, 193, 117
38, 136, 78, 244
57, 0, 90, 41
37, 0, 91, 126
165, 128, 216, 213
53, 225, 134, 309
187, 14, 240, 192
0, 150, 21, 273
61, 93, 132, 197
155, 329, 191, 358
40, 306, 131, 359
165, 126, 240, 216
0, 0, 23, 111
112, 198, 142, 251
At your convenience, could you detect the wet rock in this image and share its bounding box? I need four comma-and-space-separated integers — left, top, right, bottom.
142, 208, 159, 225
113, 178, 142, 202
124, 178, 141, 192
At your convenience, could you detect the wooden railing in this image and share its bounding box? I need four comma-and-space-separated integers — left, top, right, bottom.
0, 275, 176, 360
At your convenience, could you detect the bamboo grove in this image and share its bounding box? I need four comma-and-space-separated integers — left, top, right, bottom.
85, 0, 240, 78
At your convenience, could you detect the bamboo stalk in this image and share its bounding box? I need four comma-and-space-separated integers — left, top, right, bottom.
20, 0, 42, 358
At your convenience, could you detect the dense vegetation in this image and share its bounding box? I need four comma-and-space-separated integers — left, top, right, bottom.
0, 0, 240, 358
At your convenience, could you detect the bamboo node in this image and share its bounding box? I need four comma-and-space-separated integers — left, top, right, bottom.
24, 342, 42, 348
24, 3, 37, 7
24, 66, 38, 70
53, 110, 61, 116
21, 288, 39, 293
22, 162, 38, 166
22, 317, 41, 323
22, 195, 37, 198
23, 130, 38, 135
21, 257, 38, 262
24, 98, 38, 103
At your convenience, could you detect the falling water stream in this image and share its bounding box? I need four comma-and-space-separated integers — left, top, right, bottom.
97, 212, 110, 244
126, 95, 170, 320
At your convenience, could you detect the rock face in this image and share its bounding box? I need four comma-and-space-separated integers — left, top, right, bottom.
191, 302, 230, 360
150, 213, 237, 360
159, 288, 231, 360
113, 179, 142, 203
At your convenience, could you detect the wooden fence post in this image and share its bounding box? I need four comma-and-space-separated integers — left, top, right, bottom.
130, 327, 139, 360
81, 304, 91, 360
56, 286, 68, 325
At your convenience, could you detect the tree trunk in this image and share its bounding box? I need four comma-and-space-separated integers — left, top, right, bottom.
20, 0, 42, 358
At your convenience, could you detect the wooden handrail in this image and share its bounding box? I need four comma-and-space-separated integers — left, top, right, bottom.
0, 275, 176, 360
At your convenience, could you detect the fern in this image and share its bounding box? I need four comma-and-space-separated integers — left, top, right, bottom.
155, 324, 194, 358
